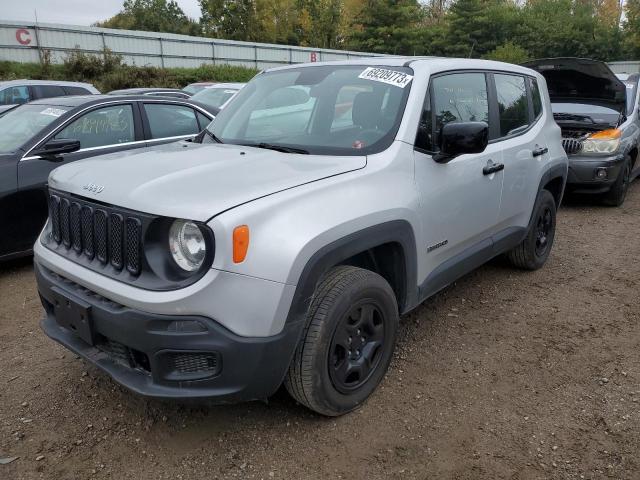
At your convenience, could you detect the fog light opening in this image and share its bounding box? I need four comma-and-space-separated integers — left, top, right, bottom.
595, 168, 608, 180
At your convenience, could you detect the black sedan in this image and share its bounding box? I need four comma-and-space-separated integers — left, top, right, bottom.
0, 94, 215, 261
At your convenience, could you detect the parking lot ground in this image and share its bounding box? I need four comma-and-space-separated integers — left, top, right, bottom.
1, 185, 639, 480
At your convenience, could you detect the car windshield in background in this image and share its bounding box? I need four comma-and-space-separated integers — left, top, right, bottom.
191, 87, 239, 109
207, 65, 414, 155
551, 102, 621, 125
623, 79, 639, 115
184, 84, 208, 94
0, 104, 70, 154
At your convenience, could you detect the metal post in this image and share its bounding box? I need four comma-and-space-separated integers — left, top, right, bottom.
101, 32, 107, 59
289, 47, 293, 65
159, 37, 165, 68
212, 41, 216, 65
33, 24, 43, 64
254, 45, 258, 69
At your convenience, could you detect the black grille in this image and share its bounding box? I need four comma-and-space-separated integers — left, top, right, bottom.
47, 192, 143, 277
562, 138, 583, 155
169, 352, 219, 376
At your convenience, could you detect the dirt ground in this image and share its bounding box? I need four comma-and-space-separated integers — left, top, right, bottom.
1, 185, 640, 480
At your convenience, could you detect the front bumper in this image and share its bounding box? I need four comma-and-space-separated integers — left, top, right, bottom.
566, 153, 625, 193
36, 262, 304, 402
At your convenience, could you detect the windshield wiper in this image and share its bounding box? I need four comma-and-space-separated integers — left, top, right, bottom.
553, 112, 596, 124
247, 143, 309, 154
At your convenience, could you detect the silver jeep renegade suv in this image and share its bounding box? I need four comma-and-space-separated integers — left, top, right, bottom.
34, 58, 568, 416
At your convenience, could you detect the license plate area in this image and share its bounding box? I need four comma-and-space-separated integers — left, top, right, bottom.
51, 286, 94, 345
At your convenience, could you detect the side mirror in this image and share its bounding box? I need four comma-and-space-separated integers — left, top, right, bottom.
433, 121, 489, 164
34, 138, 81, 161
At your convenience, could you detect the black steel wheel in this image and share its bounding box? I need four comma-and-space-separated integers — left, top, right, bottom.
507, 189, 557, 270
284, 266, 398, 416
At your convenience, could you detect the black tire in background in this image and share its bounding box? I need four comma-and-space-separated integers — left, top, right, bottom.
284, 266, 399, 416
507, 189, 557, 271
603, 156, 632, 207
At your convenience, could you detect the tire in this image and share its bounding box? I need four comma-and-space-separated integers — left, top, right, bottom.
603, 156, 632, 207
284, 266, 399, 416
507, 189, 556, 271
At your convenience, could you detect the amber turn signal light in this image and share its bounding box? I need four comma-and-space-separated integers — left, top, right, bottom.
233, 225, 250, 263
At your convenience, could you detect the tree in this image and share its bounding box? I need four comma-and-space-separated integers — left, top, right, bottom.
347, 0, 425, 55
199, 0, 257, 40
484, 41, 530, 63
96, 0, 200, 36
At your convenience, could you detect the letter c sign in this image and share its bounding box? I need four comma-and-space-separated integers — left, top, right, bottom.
16, 29, 31, 45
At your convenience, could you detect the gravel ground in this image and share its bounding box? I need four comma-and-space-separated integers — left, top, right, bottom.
1, 185, 639, 480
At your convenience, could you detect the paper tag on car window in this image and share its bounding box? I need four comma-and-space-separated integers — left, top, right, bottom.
358, 67, 413, 88
40, 107, 66, 117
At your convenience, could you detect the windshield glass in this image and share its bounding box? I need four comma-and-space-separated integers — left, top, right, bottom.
207, 65, 413, 155
623, 80, 639, 115
0, 104, 70, 154
184, 84, 207, 94
551, 102, 620, 125
192, 87, 239, 109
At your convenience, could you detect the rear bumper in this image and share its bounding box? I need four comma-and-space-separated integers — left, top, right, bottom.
36, 261, 303, 402
566, 153, 625, 193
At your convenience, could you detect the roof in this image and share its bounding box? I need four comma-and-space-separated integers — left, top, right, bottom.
203, 83, 246, 89
107, 87, 188, 94
25, 94, 216, 115
265, 56, 539, 77
0, 79, 97, 89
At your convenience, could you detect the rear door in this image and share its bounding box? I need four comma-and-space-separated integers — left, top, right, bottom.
492, 73, 549, 231
140, 102, 208, 146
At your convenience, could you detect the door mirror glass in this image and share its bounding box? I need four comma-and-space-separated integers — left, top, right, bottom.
434, 121, 489, 163
34, 138, 81, 159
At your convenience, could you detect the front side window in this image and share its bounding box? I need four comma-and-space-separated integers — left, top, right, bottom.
0, 86, 31, 105
208, 65, 413, 155
0, 104, 70, 153
431, 73, 489, 151
494, 74, 529, 137
144, 103, 200, 139
35, 85, 66, 99
55, 104, 135, 149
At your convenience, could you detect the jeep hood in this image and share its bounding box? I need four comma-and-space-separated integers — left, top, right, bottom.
48, 141, 366, 221
524, 57, 626, 112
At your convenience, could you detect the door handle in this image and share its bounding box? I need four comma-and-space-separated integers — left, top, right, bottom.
483, 160, 505, 175
532, 146, 548, 157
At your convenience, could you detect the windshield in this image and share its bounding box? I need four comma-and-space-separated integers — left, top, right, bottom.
192, 87, 239, 109
623, 80, 639, 115
184, 84, 208, 94
551, 102, 620, 125
0, 104, 70, 154
207, 65, 413, 155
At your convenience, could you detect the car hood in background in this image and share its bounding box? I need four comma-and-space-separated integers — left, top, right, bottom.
524, 57, 626, 113
48, 141, 366, 221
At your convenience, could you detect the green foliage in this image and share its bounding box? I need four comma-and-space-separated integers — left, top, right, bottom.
96, 0, 200, 35
484, 41, 530, 64
0, 49, 258, 93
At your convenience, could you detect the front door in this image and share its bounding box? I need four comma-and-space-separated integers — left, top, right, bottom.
413, 71, 504, 292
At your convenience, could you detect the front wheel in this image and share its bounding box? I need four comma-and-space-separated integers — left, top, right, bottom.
603, 156, 631, 207
284, 266, 398, 416
507, 189, 557, 271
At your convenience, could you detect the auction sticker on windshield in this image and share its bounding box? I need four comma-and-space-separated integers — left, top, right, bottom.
40, 107, 66, 117
358, 67, 413, 88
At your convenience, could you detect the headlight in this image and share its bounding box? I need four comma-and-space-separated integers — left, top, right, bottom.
168, 219, 206, 271
581, 129, 621, 155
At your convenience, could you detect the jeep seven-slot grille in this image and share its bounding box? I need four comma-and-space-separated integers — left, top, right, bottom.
562, 138, 583, 155
48, 193, 143, 276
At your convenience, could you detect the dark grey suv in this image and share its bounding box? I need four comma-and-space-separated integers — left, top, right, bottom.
525, 58, 640, 206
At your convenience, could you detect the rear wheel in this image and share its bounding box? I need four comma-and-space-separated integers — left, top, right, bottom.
284, 266, 398, 416
507, 189, 557, 271
603, 156, 631, 207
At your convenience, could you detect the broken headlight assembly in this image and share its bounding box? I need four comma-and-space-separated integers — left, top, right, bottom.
581, 129, 622, 155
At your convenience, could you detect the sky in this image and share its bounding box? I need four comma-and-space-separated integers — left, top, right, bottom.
3, 0, 202, 25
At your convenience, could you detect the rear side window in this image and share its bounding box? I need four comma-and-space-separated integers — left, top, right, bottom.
494, 74, 529, 137
63, 86, 91, 96
55, 104, 135, 149
417, 72, 489, 152
34, 85, 66, 99
0, 86, 31, 105
144, 103, 200, 138
530, 78, 543, 118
